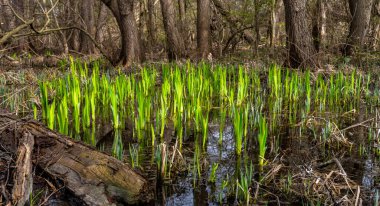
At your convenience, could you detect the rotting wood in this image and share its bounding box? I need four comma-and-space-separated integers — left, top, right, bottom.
0, 113, 153, 205
11, 131, 34, 206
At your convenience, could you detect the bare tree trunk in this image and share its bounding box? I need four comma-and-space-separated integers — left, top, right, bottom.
270, 0, 276, 48
197, 0, 211, 58
343, 0, 374, 55
312, 0, 327, 52
283, 0, 317, 69
160, 0, 185, 60
102, 0, 143, 66
254, 0, 260, 55
372, 0, 380, 50
178, 0, 190, 50
147, 0, 156, 53
68, 0, 81, 51
95, 3, 108, 44
2, 0, 16, 32
80, 0, 96, 54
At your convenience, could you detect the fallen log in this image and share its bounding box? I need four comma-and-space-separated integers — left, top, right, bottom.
0, 114, 153, 205
11, 131, 34, 206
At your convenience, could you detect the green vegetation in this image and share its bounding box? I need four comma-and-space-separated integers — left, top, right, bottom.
25, 59, 377, 205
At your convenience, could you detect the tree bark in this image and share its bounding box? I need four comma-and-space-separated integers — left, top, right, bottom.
372, 0, 380, 50
283, 0, 317, 68
0, 114, 153, 205
101, 0, 143, 66
197, 0, 211, 58
269, 0, 276, 48
254, 0, 260, 55
80, 0, 96, 54
11, 131, 34, 206
68, 0, 81, 51
312, 0, 327, 52
95, 3, 108, 44
160, 0, 185, 61
343, 0, 374, 55
147, 0, 156, 53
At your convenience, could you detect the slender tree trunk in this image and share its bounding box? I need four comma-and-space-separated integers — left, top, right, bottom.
102, 0, 143, 66
147, 0, 156, 53
68, 0, 81, 51
2, 0, 16, 32
80, 0, 96, 54
197, 0, 211, 58
343, 0, 374, 55
283, 0, 317, 68
160, 0, 185, 61
270, 0, 276, 48
178, 0, 188, 47
254, 0, 260, 55
312, 0, 327, 52
372, 0, 380, 50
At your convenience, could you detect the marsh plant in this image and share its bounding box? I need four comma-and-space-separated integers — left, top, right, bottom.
33, 60, 373, 200
129, 143, 140, 169
233, 106, 244, 155
258, 115, 268, 168
236, 163, 253, 206
208, 162, 219, 183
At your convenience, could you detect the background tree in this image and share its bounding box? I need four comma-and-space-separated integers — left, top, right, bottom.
283, 0, 317, 68
160, 0, 185, 61
101, 0, 142, 65
80, 0, 96, 54
343, 0, 374, 55
197, 0, 211, 58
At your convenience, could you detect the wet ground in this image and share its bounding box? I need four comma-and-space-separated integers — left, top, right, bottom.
2, 67, 380, 205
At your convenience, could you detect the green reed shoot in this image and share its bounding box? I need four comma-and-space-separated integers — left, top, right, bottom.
57, 95, 68, 135
208, 162, 219, 183
305, 70, 311, 113
112, 129, 124, 160
269, 65, 281, 98
236, 162, 253, 206
237, 66, 249, 106
158, 78, 170, 140
101, 74, 110, 119
158, 96, 168, 141
70, 75, 81, 134
129, 143, 139, 168
82, 86, 91, 128
258, 116, 268, 168
219, 106, 227, 145
219, 66, 228, 103
47, 99, 55, 130
136, 83, 149, 140
233, 106, 244, 155
39, 81, 49, 121
109, 86, 120, 129
202, 112, 209, 148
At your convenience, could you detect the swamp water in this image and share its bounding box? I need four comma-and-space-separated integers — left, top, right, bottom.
1, 62, 380, 205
